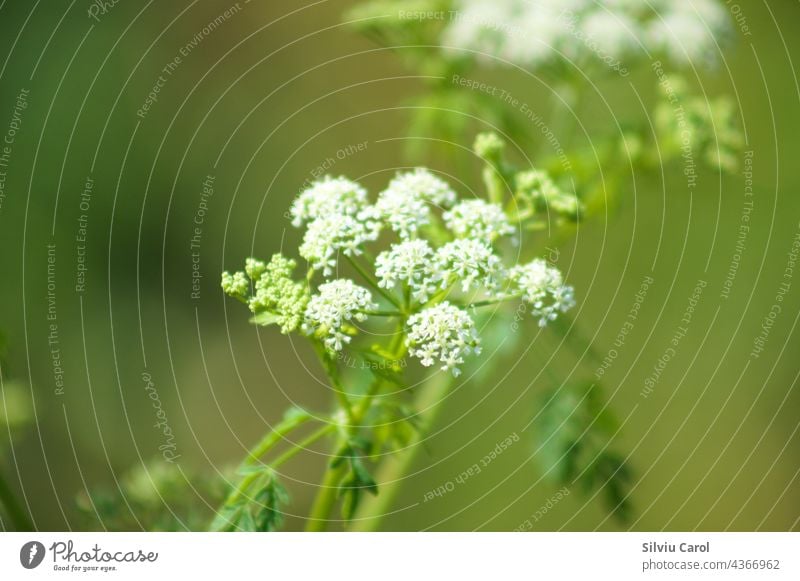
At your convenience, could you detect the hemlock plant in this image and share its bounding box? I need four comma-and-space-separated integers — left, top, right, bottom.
216, 133, 585, 531
207, 0, 742, 532
0, 0, 743, 534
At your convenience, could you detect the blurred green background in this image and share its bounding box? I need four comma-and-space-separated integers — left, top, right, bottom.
0, 0, 798, 531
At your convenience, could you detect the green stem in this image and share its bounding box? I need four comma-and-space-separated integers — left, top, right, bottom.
346, 255, 402, 309
313, 342, 355, 424
243, 416, 312, 465
350, 372, 454, 531
305, 460, 347, 532
221, 423, 333, 512
270, 425, 336, 469
0, 469, 32, 531
466, 296, 518, 309
305, 319, 408, 531
359, 309, 403, 317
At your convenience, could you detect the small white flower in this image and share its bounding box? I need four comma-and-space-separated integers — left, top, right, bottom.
291, 176, 368, 227
376, 169, 457, 239
436, 238, 505, 294
444, 199, 514, 241
299, 210, 381, 276
406, 302, 481, 376
509, 259, 576, 326
303, 279, 377, 351
375, 240, 440, 304
376, 187, 430, 240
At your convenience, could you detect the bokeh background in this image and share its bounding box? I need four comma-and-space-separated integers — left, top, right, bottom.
0, 0, 798, 531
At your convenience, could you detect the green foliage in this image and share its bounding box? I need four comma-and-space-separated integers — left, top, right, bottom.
222, 254, 309, 334
75, 460, 227, 531
211, 466, 289, 532
331, 437, 378, 520
0, 381, 33, 435
472, 132, 584, 230
534, 382, 633, 522
368, 400, 420, 455
346, 0, 453, 74
654, 76, 744, 174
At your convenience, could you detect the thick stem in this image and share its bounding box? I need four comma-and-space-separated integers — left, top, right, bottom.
270, 425, 336, 470
350, 372, 454, 531
305, 319, 408, 530
243, 415, 312, 465
305, 456, 347, 532
0, 470, 32, 531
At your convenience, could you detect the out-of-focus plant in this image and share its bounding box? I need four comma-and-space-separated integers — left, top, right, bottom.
535, 382, 633, 521
75, 460, 228, 531
346, 0, 742, 175
0, 331, 34, 531
217, 133, 592, 531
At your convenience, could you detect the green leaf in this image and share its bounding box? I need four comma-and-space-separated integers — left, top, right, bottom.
249, 312, 280, 327
239, 509, 257, 532
534, 382, 633, 523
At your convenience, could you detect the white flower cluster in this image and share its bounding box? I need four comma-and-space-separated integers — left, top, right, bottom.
436, 238, 505, 294
375, 239, 439, 303
299, 210, 381, 276
302, 279, 377, 351
376, 168, 457, 239
509, 259, 576, 327
290, 176, 368, 227
406, 302, 481, 376
269, 167, 576, 374
444, 0, 730, 70
292, 176, 381, 276
375, 237, 507, 303
444, 199, 514, 241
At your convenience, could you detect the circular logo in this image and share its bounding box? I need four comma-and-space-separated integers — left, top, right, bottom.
19, 541, 45, 569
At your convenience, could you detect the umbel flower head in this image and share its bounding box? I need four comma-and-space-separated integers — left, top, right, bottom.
406, 302, 481, 376
302, 279, 377, 352
224, 147, 577, 375
436, 238, 505, 294
299, 210, 381, 276
444, 199, 514, 241
510, 259, 576, 327
375, 239, 439, 303
376, 168, 457, 239
290, 175, 368, 227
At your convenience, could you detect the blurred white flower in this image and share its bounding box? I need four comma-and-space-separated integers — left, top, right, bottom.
509, 259, 576, 326
303, 279, 377, 351
647, 1, 730, 67
443, 199, 514, 241
375, 239, 440, 303
445, 0, 730, 70
291, 176, 368, 227
406, 301, 481, 376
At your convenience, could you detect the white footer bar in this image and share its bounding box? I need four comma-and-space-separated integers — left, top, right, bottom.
1, 532, 797, 580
